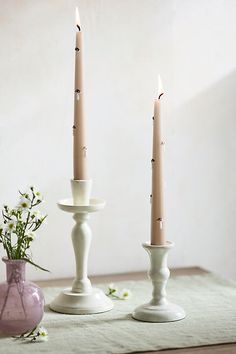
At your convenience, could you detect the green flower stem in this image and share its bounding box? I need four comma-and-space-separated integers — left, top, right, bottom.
106, 292, 125, 300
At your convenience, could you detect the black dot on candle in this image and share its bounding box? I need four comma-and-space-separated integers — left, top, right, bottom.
151, 159, 155, 162
152, 116, 154, 120
73, 125, 76, 129
75, 47, 80, 51
75, 89, 80, 93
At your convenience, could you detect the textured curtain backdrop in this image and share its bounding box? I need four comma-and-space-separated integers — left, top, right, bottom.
0, 0, 236, 281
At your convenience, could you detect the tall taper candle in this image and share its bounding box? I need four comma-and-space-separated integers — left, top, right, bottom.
73, 7, 87, 180
151, 76, 165, 245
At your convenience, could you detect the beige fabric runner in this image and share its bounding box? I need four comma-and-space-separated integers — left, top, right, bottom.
0, 273, 236, 353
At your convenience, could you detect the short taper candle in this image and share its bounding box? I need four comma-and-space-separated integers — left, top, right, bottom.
73, 7, 87, 180
151, 76, 165, 245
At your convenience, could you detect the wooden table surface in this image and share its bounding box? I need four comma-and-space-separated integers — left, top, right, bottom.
36, 267, 236, 354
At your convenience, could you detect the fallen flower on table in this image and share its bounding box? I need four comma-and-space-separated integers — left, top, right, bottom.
106, 284, 132, 300
13, 326, 49, 342
120, 288, 132, 300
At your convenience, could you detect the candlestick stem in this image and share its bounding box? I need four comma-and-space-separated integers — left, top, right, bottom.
71, 213, 92, 293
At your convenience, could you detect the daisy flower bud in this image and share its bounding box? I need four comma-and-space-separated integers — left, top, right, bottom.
108, 283, 118, 295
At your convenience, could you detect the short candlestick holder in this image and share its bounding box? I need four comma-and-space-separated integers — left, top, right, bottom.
50, 180, 113, 315
132, 241, 185, 322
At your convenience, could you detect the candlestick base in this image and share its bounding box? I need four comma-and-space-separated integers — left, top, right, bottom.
50, 288, 113, 315
132, 241, 185, 323
50, 196, 113, 315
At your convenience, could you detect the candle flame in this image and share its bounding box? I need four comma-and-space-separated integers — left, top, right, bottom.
157, 75, 164, 99
75, 7, 81, 29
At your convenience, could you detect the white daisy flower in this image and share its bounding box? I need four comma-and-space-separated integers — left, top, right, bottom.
120, 288, 132, 300
26, 231, 36, 241
34, 191, 43, 202
18, 197, 31, 211
37, 326, 48, 342
6, 218, 17, 232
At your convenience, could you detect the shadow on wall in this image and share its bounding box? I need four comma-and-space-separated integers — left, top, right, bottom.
168, 70, 236, 277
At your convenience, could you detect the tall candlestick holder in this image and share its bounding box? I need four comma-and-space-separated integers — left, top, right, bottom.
132, 241, 185, 322
50, 180, 113, 314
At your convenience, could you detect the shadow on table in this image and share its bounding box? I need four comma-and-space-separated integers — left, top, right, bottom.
1, 332, 44, 345
44, 304, 133, 324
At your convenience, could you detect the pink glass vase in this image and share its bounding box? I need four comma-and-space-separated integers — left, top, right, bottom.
0, 258, 45, 335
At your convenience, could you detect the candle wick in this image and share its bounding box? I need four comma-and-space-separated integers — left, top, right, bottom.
158, 93, 164, 99
76, 25, 81, 31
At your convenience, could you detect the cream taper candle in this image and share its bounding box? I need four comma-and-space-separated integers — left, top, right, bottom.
151, 76, 165, 245
73, 7, 87, 180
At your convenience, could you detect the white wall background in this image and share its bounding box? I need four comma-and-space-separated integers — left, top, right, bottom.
0, 0, 236, 281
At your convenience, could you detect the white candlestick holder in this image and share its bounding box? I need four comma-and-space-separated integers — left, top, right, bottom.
132, 241, 185, 322
50, 180, 113, 315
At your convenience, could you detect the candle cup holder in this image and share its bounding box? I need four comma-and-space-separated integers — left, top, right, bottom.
132, 241, 185, 322
50, 180, 113, 315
